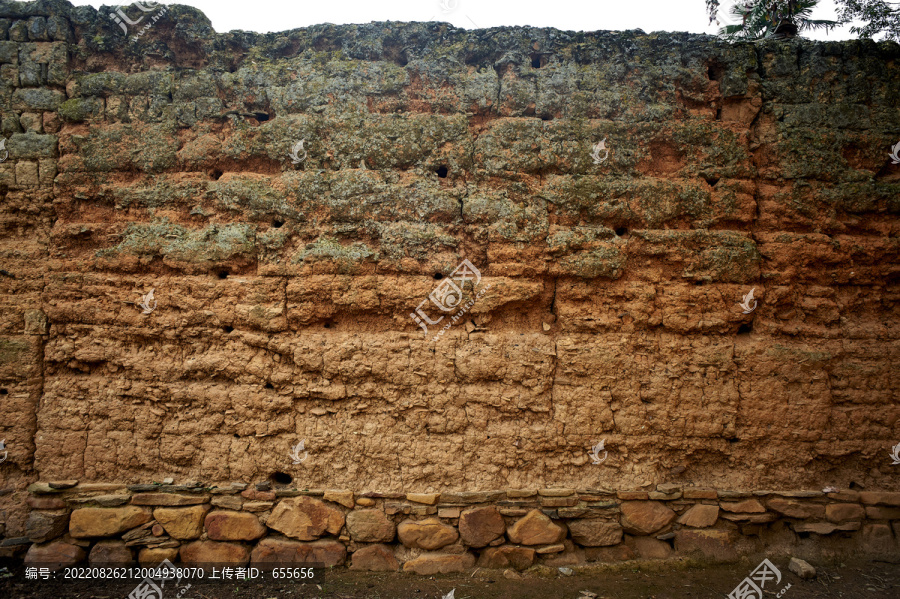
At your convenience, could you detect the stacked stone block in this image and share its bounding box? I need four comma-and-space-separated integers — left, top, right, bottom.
9, 482, 900, 571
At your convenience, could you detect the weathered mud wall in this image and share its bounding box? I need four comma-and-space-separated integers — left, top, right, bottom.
1, 0, 899, 548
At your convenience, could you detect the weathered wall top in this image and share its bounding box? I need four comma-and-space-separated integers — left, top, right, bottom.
0, 0, 899, 545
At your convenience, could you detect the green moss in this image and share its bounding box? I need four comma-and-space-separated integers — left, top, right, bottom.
75, 72, 126, 97
98, 219, 256, 262
58, 98, 101, 122
559, 245, 626, 279
72, 124, 177, 173
292, 236, 376, 270
547, 226, 616, 254
637, 230, 760, 283
214, 176, 298, 220
110, 178, 207, 210
672, 119, 751, 179
543, 176, 715, 228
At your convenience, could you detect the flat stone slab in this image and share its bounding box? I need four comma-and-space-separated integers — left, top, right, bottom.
130, 493, 210, 506
48, 480, 78, 489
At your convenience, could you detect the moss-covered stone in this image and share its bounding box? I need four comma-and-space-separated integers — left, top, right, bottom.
97, 219, 256, 263
58, 97, 103, 122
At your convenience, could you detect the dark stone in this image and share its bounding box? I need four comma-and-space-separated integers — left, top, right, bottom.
127, 485, 159, 492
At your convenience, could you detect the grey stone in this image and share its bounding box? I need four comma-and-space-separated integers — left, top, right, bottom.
789, 557, 816, 579
26, 511, 69, 543
19, 62, 42, 86
46, 16, 73, 42
27, 17, 48, 41
58, 97, 104, 122
127, 485, 159, 492
9, 132, 57, 159
13, 88, 64, 110
0, 41, 18, 64
9, 21, 28, 42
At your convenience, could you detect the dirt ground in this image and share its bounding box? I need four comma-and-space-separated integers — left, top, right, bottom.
1, 558, 898, 599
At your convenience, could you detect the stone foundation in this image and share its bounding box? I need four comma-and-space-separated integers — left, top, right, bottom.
4, 482, 898, 572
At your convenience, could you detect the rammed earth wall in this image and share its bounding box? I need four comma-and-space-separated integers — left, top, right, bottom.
0, 0, 898, 568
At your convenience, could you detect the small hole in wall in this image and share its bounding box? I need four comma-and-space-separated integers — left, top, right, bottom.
211, 169, 223, 181
540, 113, 553, 121
704, 176, 720, 188
0, 388, 7, 395
255, 112, 271, 122
233, 433, 240, 438
707, 62, 724, 81
218, 271, 229, 280
223, 326, 234, 333
715, 108, 722, 121
269, 472, 293, 486
531, 55, 542, 68
264, 382, 274, 390
436, 165, 449, 178
272, 218, 284, 228
849, 481, 863, 490
323, 321, 333, 329
433, 273, 444, 280
615, 227, 629, 237
737, 322, 753, 335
